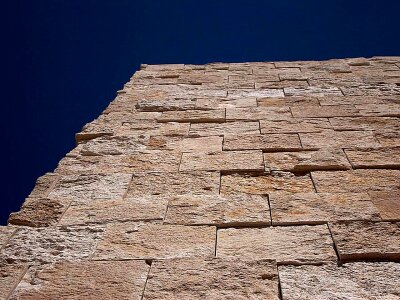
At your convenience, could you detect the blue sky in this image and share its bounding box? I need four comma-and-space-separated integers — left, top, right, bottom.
1, 0, 399, 224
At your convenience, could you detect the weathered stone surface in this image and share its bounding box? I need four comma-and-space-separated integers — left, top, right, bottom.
279, 262, 400, 300
330, 221, 400, 261
27, 173, 59, 198
344, 147, 400, 168
257, 96, 319, 107
256, 79, 309, 89
157, 109, 225, 123
356, 103, 400, 116
217, 225, 336, 264
0, 226, 15, 249
0, 262, 26, 300
136, 98, 196, 111
375, 130, 400, 147
127, 171, 220, 197
75, 119, 121, 143
94, 223, 215, 260
221, 173, 314, 195
299, 130, 381, 148
226, 107, 292, 121
319, 95, 398, 106
260, 118, 332, 133
264, 148, 351, 172
117, 120, 190, 136
147, 135, 222, 152
164, 194, 270, 226
54, 155, 101, 174
312, 169, 400, 193
143, 258, 279, 300
2, 226, 103, 264
179, 150, 264, 173
11, 260, 149, 300
369, 191, 400, 221
223, 133, 302, 151
291, 105, 360, 118
80, 135, 149, 155
189, 121, 260, 136
269, 192, 380, 225
195, 97, 257, 109
284, 86, 343, 96
228, 88, 284, 98
329, 116, 400, 131
49, 173, 132, 202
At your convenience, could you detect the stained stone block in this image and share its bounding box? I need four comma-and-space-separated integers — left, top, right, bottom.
269, 192, 380, 225
220, 173, 314, 195
49, 173, 132, 202
356, 103, 400, 116
80, 135, 149, 155
217, 225, 336, 264
143, 258, 280, 300
179, 150, 264, 173
264, 149, 351, 172
195, 97, 257, 109
2, 226, 103, 264
299, 130, 381, 149
127, 171, 220, 197
284, 86, 343, 97
312, 169, 400, 193
329, 221, 400, 261
0, 226, 15, 249
375, 130, 400, 147
157, 109, 225, 123
223, 134, 302, 151
189, 121, 260, 136
27, 173, 59, 198
291, 105, 360, 118
10, 260, 149, 300
260, 118, 332, 133
319, 95, 398, 106
117, 120, 190, 136
136, 98, 196, 111
75, 120, 121, 143
54, 155, 101, 175
164, 194, 270, 226
93, 223, 215, 260
329, 116, 400, 131
255, 79, 309, 89
228, 88, 284, 98
257, 96, 319, 107
226, 107, 292, 121
279, 262, 400, 300
344, 147, 400, 168
0, 262, 27, 300
147, 135, 223, 152
369, 191, 400, 221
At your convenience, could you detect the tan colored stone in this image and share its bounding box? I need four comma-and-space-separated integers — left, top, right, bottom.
344, 147, 400, 168
312, 169, 400, 193
93, 223, 215, 260
330, 221, 400, 261
319, 95, 399, 106
223, 134, 302, 151
228, 88, 284, 98
27, 173, 59, 198
260, 118, 332, 133
136, 98, 196, 111
264, 148, 351, 172
375, 130, 400, 147
341, 83, 400, 96
226, 107, 292, 121
179, 150, 264, 173
0, 226, 15, 249
257, 96, 319, 107
127, 171, 220, 197
75, 119, 121, 143
117, 120, 189, 136
220, 173, 314, 195
0, 262, 26, 300
143, 258, 279, 300
54, 155, 101, 174
284, 86, 343, 96
255, 80, 309, 89
189, 122, 259, 136
11, 260, 149, 300
164, 194, 270, 226
369, 191, 400, 221
195, 97, 257, 109
157, 109, 225, 123
291, 105, 360, 118
147, 135, 222, 152
279, 262, 400, 300
269, 192, 380, 225
299, 130, 381, 148
80, 135, 149, 155
217, 225, 336, 264
356, 103, 400, 117
329, 116, 400, 131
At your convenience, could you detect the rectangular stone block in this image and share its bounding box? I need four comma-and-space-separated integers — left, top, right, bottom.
157, 109, 225, 123
143, 258, 279, 300
291, 105, 360, 118
136, 98, 196, 111
255, 79, 309, 89
27, 172, 59, 198
80, 135, 149, 156
260, 118, 332, 133
319, 95, 398, 106
344, 147, 400, 168
269, 192, 380, 225
356, 103, 400, 117
284, 86, 343, 97
0, 262, 27, 300
195, 97, 257, 109
226, 107, 292, 121
164, 194, 270, 226
93, 223, 216, 260
179, 150, 264, 173
369, 191, 400, 221
329, 116, 400, 131
117, 120, 190, 136
189, 121, 260, 136
257, 96, 319, 107
329, 221, 400, 261
217, 225, 336, 264
223, 134, 302, 151
75, 120, 121, 143
228, 88, 284, 98
148, 135, 223, 152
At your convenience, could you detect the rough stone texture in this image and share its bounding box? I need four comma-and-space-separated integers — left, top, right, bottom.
279, 262, 400, 300
0, 226, 15, 249
94, 223, 215, 260
260, 118, 332, 133
291, 105, 360, 118
223, 133, 302, 151
330, 221, 400, 261
117, 120, 190, 136
80, 135, 149, 155
164, 193, 270, 226
27, 173, 59, 198
329, 116, 400, 131
11, 260, 149, 300
344, 147, 400, 168
147, 135, 222, 152
157, 109, 225, 123
269, 192, 380, 224
217, 225, 336, 264
143, 258, 280, 300
369, 191, 400, 221
226, 107, 292, 121
257, 96, 319, 107
195, 97, 257, 109
189, 121, 260, 136
0, 261, 27, 300
264, 148, 351, 172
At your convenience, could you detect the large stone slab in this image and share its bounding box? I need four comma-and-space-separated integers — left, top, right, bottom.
220, 173, 314, 195
356, 103, 400, 117
257, 96, 319, 107
10, 260, 149, 300
369, 191, 400, 221
264, 148, 351, 172
80, 135, 149, 155
260, 118, 332, 133
0, 262, 27, 300
75, 119, 121, 143
279, 262, 400, 300
126, 171, 220, 197
136, 98, 196, 111
147, 135, 223, 152
312, 169, 400, 193
143, 258, 279, 300
93, 223, 215, 260
117, 120, 190, 136
217, 225, 336, 264
179, 150, 264, 173
223, 134, 302, 151
0, 226, 15, 249
226, 107, 292, 121
329, 116, 400, 131
291, 105, 360, 118
330, 221, 400, 261
344, 147, 400, 168
195, 97, 257, 109
164, 194, 270, 226
228, 88, 284, 98
269, 192, 380, 225
284, 86, 343, 97
189, 121, 260, 136
318, 95, 398, 106
157, 109, 225, 123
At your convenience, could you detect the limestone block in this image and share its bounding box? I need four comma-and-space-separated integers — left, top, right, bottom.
195, 97, 257, 109
344, 147, 400, 168
0, 262, 26, 300
27, 173, 59, 198
329, 116, 400, 131
217, 225, 336, 264
117, 120, 190, 136
147, 135, 222, 152
75, 120, 121, 143
136, 98, 196, 111
356, 103, 400, 117
226, 107, 292, 121
257, 96, 319, 107
189, 122, 260, 136
319, 95, 398, 106
341, 83, 400, 96
369, 191, 400, 221
228, 88, 284, 98
255, 80, 309, 89
0, 226, 15, 249
80, 135, 149, 155
284, 86, 343, 97
260, 118, 332, 133
93, 223, 215, 260
157, 109, 225, 123
329, 221, 400, 261
291, 105, 360, 118
54, 155, 101, 174
223, 133, 302, 151
375, 130, 400, 147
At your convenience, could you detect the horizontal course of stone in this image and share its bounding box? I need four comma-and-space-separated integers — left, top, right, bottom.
1, 56, 400, 299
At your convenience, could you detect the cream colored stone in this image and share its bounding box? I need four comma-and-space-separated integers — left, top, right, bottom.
345, 147, 400, 168
226, 107, 292, 121
195, 97, 257, 109
80, 135, 149, 155
228, 88, 284, 98
284, 86, 343, 96
255, 80, 309, 89
147, 135, 222, 152
291, 105, 360, 118
369, 191, 400, 221
75, 119, 121, 143
157, 109, 225, 123
223, 134, 302, 151
217, 225, 336, 264
260, 118, 332, 133
117, 120, 189, 136
189, 121, 260, 136
27, 173, 59, 198
94, 223, 215, 260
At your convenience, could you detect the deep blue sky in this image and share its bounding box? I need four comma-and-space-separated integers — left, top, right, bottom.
1, 0, 399, 224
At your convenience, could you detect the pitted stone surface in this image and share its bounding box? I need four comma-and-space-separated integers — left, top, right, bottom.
27, 173, 59, 198
147, 135, 223, 152
223, 133, 302, 151
344, 147, 400, 168
257, 96, 319, 107
117, 120, 190, 136
80, 135, 149, 155
189, 121, 260, 136
291, 105, 360, 118
226, 107, 292, 121
157, 109, 225, 123
260, 118, 332, 133
0, 226, 15, 249
0, 261, 27, 300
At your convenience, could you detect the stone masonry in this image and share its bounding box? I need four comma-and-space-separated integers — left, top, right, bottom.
1, 56, 400, 299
